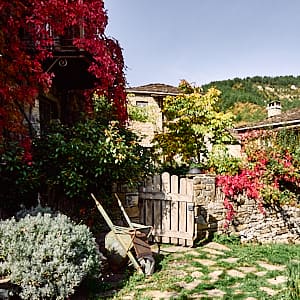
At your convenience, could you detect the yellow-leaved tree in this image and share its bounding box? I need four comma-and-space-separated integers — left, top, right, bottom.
153, 80, 235, 167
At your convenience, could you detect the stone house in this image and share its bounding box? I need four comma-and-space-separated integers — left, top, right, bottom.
234, 101, 300, 136
126, 83, 179, 147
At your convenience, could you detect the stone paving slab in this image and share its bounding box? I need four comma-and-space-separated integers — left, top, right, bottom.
259, 286, 278, 296
165, 269, 187, 278
121, 292, 135, 300
186, 250, 202, 257
176, 279, 202, 290
167, 260, 189, 268
267, 275, 287, 285
191, 270, 204, 278
208, 270, 224, 282
220, 257, 239, 264
258, 261, 286, 271
111, 242, 291, 299
255, 271, 268, 277
201, 247, 225, 256
227, 269, 246, 278
194, 258, 217, 266
237, 266, 258, 273
203, 242, 231, 252
142, 290, 178, 299
206, 288, 226, 298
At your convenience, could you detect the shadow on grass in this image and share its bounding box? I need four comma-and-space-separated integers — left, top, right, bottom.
86, 244, 173, 299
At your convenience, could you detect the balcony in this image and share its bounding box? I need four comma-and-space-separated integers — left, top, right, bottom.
21, 24, 85, 54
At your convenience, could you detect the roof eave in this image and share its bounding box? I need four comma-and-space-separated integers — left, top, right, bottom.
126, 90, 179, 96
234, 119, 300, 132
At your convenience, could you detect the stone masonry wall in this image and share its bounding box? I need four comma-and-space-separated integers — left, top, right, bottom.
127, 94, 162, 147
193, 174, 300, 244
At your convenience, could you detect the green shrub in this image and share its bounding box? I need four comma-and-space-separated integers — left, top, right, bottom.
128, 104, 150, 122
0, 211, 103, 300
34, 118, 154, 202
206, 147, 241, 175
0, 141, 39, 216
212, 233, 241, 245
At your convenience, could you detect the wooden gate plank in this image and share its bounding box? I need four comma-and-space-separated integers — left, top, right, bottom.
161, 200, 171, 244
161, 172, 170, 193
153, 199, 162, 243
170, 175, 179, 244
139, 197, 145, 225
178, 201, 187, 246
179, 177, 188, 245
186, 178, 195, 246
145, 199, 153, 227
170, 201, 179, 244
153, 174, 161, 192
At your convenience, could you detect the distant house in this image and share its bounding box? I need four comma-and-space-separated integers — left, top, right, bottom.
234, 102, 300, 135
126, 83, 179, 147
231, 102, 300, 158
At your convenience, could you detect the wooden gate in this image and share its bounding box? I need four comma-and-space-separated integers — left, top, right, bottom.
139, 172, 196, 246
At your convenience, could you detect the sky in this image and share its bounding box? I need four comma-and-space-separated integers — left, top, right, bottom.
105, 0, 300, 88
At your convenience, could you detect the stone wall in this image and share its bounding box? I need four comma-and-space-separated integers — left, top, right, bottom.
193, 174, 300, 244
120, 173, 300, 244
31, 99, 40, 135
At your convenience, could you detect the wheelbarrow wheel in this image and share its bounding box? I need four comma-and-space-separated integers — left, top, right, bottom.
138, 255, 155, 275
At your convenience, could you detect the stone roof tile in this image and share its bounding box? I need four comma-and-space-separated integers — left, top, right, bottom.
126, 83, 179, 95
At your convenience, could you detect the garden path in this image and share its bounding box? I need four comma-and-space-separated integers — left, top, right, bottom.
115, 242, 288, 299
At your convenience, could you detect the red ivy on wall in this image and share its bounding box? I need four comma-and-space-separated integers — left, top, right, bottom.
0, 0, 127, 142
216, 130, 300, 227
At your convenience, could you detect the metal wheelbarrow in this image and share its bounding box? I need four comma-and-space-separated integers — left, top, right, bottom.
91, 193, 155, 275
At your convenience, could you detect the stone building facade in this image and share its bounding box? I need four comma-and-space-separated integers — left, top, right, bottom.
126, 83, 179, 147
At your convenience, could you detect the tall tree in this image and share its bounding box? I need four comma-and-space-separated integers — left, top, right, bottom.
154, 80, 234, 165
0, 0, 127, 143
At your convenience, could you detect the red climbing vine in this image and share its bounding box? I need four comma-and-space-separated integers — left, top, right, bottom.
0, 0, 127, 144
216, 130, 300, 227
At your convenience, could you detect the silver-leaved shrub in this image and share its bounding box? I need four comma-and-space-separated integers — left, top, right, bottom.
0, 212, 103, 300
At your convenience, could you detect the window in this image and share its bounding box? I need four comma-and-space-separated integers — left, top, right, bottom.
39, 97, 59, 132
136, 101, 148, 107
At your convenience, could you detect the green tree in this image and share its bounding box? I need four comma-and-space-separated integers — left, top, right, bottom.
230, 102, 266, 125
153, 80, 234, 166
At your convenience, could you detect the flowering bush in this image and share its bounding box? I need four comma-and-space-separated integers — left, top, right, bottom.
216, 130, 300, 226
0, 210, 103, 300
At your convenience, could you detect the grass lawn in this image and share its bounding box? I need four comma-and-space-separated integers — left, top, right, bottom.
91, 236, 300, 300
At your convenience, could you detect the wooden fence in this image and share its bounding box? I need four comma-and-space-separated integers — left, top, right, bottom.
139, 172, 196, 246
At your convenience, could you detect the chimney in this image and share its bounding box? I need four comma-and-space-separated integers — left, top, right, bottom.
267, 101, 281, 118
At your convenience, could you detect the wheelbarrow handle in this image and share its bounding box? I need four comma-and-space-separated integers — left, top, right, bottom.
91, 193, 144, 274
114, 193, 134, 229
91, 193, 115, 231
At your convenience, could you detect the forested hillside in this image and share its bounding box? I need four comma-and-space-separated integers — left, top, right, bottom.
202, 75, 300, 125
